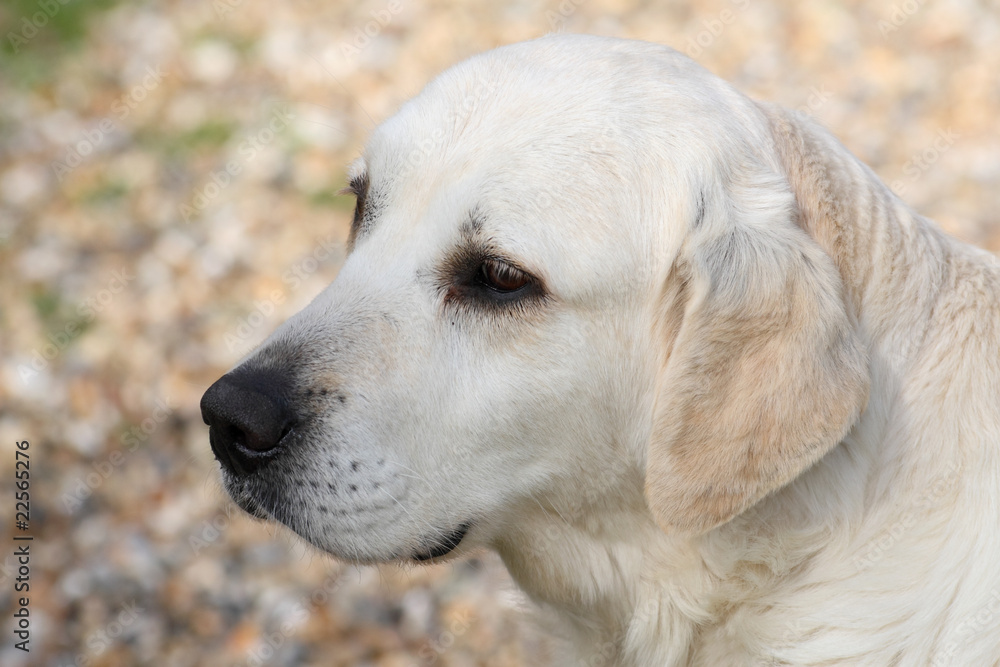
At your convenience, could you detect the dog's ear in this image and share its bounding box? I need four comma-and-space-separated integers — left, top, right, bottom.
645, 166, 869, 534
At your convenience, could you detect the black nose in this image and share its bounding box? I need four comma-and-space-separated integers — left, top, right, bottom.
200, 369, 297, 475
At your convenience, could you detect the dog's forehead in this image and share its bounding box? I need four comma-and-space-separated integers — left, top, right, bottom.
360, 35, 759, 204
366, 36, 703, 171
348, 35, 769, 296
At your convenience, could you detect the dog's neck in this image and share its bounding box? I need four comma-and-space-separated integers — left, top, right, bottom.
495, 470, 884, 665
494, 479, 723, 665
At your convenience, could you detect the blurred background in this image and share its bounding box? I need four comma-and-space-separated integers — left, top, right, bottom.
0, 0, 997, 665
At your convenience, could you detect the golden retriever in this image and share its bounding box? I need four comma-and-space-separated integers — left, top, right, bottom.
201, 34, 1000, 666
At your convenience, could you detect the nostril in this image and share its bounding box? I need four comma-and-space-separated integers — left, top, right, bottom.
201, 369, 298, 474
241, 417, 296, 453
220, 422, 251, 451
242, 426, 268, 453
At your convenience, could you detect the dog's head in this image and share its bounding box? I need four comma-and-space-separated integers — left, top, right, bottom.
201, 35, 868, 563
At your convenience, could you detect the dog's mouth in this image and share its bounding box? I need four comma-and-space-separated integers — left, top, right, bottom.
231, 491, 270, 520
221, 470, 471, 563
411, 523, 471, 561
218, 471, 277, 521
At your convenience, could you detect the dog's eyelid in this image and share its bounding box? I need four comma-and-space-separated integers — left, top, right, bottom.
478, 251, 543, 284
479, 257, 533, 293
482, 254, 527, 273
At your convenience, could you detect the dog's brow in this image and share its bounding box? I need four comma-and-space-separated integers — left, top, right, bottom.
459, 213, 483, 237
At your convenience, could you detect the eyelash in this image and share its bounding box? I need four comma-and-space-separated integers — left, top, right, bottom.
342, 175, 369, 241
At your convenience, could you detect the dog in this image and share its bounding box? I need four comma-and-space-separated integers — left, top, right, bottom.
201, 34, 1000, 665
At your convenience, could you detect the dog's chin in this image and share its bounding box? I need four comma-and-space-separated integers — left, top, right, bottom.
320, 522, 473, 565
409, 522, 471, 562
231, 492, 270, 520
220, 475, 473, 564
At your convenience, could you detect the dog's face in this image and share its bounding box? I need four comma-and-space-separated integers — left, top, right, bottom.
202, 35, 869, 564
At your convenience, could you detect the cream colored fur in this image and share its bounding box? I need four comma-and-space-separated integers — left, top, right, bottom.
224, 35, 1000, 666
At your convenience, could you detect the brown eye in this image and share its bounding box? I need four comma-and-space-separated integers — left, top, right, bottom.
479, 258, 531, 293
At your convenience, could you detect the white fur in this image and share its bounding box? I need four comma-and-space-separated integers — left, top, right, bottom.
227, 35, 1000, 666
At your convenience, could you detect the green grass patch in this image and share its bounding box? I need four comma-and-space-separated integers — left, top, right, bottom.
136, 119, 239, 158
81, 180, 129, 204
30, 287, 62, 323
308, 186, 355, 209
0, 0, 122, 88
178, 120, 237, 150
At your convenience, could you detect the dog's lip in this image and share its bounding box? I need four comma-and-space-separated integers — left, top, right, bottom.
234, 495, 270, 520
411, 522, 471, 561
219, 474, 272, 520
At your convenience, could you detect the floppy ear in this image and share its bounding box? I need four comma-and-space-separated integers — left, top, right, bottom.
645, 172, 869, 534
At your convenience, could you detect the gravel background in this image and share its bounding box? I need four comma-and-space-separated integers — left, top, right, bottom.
1, 1, 998, 665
